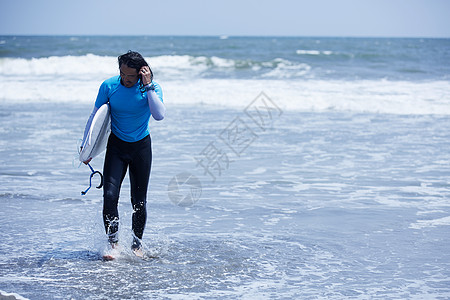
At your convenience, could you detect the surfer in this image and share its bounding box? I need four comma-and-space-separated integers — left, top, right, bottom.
82, 51, 165, 258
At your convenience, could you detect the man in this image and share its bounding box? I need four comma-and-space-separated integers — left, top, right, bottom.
82, 51, 165, 259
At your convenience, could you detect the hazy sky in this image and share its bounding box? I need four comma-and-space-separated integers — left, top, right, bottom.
1, 0, 449, 37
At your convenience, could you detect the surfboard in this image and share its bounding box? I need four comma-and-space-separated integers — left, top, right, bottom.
79, 103, 111, 162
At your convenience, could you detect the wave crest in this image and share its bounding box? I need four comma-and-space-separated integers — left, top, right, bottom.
0, 54, 312, 80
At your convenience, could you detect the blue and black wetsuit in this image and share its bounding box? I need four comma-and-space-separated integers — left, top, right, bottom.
87, 75, 165, 249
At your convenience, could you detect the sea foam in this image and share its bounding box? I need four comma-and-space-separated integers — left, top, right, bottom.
1, 55, 449, 115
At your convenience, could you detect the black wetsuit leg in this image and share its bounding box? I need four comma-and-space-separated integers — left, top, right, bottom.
102, 133, 152, 247
128, 135, 152, 249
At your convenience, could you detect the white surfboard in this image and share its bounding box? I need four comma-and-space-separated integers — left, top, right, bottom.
79, 103, 111, 162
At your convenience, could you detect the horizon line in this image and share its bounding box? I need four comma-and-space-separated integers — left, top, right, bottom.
1, 33, 449, 39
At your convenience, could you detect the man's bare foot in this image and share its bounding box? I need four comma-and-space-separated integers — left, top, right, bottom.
102, 243, 119, 261
132, 247, 144, 259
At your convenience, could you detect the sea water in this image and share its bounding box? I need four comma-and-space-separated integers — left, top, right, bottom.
0, 36, 450, 299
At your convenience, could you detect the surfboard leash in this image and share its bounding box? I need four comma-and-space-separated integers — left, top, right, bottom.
81, 163, 104, 195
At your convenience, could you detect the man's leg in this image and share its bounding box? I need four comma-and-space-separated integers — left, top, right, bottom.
128, 135, 152, 250
102, 136, 128, 244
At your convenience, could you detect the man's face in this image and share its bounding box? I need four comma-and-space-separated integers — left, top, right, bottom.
119, 64, 139, 88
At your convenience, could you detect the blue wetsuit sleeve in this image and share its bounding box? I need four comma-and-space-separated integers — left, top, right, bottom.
148, 82, 165, 121
95, 81, 110, 108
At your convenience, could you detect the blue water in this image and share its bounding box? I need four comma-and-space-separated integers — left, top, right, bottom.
0, 36, 450, 299
1, 36, 449, 80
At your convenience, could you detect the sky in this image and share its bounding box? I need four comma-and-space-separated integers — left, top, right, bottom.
0, 0, 449, 37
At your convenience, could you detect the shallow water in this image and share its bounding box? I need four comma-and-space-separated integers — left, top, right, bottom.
1, 101, 450, 299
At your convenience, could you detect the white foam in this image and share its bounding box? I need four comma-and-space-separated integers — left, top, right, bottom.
296, 49, 333, 55
0, 54, 279, 79
410, 216, 450, 229
162, 79, 450, 115
296, 50, 320, 55
0, 54, 116, 78
262, 59, 311, 78
1, 55, 449, 115
149, 55, 210, 78
0, 54, 314, 82
245, 167, 267, 175
0, 290, 29, 300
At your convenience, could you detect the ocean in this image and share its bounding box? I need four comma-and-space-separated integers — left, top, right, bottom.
0, 36, 450, 299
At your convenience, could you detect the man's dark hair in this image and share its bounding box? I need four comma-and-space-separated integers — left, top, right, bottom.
118, 51, 153, 89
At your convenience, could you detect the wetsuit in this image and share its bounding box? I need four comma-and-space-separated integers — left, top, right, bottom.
84, 75, 165, 249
